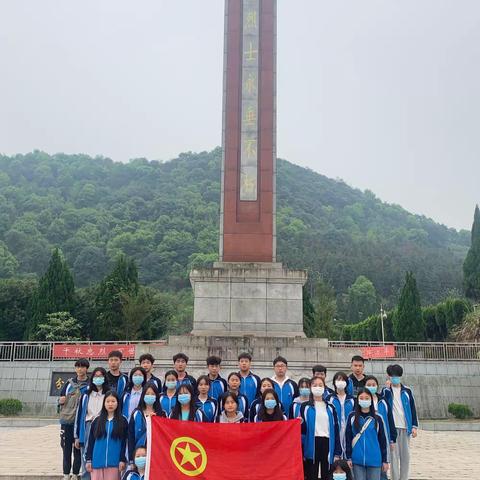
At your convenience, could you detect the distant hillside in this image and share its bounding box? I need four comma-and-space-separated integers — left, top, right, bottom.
0, 148, 469, 305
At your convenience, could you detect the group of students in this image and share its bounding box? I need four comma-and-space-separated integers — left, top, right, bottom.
58, 350, 418, 480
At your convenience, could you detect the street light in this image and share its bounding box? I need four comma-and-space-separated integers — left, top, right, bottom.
380, 305, 387, 344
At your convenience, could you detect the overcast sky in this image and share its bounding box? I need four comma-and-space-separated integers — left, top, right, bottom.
1, 1, 479, 230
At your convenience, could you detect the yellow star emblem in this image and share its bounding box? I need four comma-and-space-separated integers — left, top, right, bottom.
170, 436, 207, 477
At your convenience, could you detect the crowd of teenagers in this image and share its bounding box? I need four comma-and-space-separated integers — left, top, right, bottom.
58, 350, 418, 480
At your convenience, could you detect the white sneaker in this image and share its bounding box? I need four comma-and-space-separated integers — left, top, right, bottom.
63, 475, 70, 480
71, 475, 79, 480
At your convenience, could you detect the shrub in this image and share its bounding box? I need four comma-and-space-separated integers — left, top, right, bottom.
0, 398, 23, 416
448, 403, 473, 420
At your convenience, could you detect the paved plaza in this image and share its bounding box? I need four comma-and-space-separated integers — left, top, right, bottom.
0, 424, 479, 479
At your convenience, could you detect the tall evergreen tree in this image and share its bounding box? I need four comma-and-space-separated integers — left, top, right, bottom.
394, 271, 424, 341
94, 255, 139, 340
26, 248, 76, 339
303, 285, 316, 338
463, 205, 480, 301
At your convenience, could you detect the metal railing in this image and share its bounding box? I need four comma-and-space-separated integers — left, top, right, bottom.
1, 340, 479, 362
328, 341, 480, 361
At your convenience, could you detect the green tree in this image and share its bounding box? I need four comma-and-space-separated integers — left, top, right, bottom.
94, 255, 139, 339
0, 241, 18, 278
311, 279, 336, 338
463, 205, 480, 301
394, 271, 424, 341
33, 312, 81, 341
345, 275, 378, 324
26, 248, 76, 339
303, 285, 316, 337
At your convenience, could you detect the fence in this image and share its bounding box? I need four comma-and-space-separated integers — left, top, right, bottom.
0, 340, 479, 362
329, 341, 480, 361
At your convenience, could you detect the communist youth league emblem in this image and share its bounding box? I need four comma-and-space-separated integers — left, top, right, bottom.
170, 436, 208, 477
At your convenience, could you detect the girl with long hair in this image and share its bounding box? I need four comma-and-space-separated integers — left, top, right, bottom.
254, 388, 286, 422
169, 383, 204, 422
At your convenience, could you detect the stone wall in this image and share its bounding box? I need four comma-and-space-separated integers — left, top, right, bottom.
1, 337, 479, 419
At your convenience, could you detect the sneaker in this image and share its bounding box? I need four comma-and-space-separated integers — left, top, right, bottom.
71, 475, 79, 480
63, 475, 70, 480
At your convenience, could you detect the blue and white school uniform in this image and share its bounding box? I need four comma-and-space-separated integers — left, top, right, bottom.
382, 385, 418, 435
239, 372, 261, 405
299, 400, 342, 465
253, 412, 287, 422
250, 397, 285, 422
328, 393, 355, 458
169, 409, 205, 422
345, 412, 387, 470
122, 388, 143, 421
272, 377, 298, 417
122, 470, 144, 480
208, 376, 228, 401
146, 375, 162, 391
195, 397, 218, 423
224, 392, 249, 418
374, 395, 397, 445
159, 393, 177, 417
85, 416, 129, 469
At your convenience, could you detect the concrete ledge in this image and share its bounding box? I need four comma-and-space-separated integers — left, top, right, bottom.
0, 417, 57, 428
421, 420, 480, 431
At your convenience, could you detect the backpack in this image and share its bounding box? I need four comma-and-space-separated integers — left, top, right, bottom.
60, 378, 87, 424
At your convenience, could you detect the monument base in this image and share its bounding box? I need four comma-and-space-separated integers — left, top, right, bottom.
190, 262, 307, 337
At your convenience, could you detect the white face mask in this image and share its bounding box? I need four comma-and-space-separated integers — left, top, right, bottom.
335, 380, 347, 391
311, 386, 325, 397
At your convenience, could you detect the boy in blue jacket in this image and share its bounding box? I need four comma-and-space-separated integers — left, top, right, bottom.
382, 364, 418, 480
238, 352, 261, 405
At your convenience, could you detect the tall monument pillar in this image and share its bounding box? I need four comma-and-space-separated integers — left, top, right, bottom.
190, 0, 306, 337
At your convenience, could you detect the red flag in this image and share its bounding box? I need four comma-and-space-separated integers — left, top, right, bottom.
146, 417, 304, 480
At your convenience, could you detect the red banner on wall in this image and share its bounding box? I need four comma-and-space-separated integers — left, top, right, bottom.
53, 344, 136, 359
361, 345, 396, 359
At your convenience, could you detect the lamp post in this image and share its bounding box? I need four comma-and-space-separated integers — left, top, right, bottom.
380, 305, 387, 344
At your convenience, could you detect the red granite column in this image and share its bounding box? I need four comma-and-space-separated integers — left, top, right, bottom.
220, 0, 276, 263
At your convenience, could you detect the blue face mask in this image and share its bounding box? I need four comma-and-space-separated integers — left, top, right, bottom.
391, 376, 401, 385
144, 394, 156, 405
264, 399, 277, 409
166, 381, 177, 390
132, 375, 144, 386
359, 399, 372, 409
135, 456, 147, 469
93, 377, 104, 386
366, 386, 378, 395
299, 387, 310, 397
333, 473, 347, 480
178, 393, 191, 405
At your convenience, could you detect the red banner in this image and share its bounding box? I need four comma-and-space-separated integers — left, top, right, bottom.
53, 344, 136, 359
147, 417, 304, 480
361, 345, 396, 359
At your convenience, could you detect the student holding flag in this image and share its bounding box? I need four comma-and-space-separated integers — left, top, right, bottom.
300, 376, 341, 480
216, 392, 246, 423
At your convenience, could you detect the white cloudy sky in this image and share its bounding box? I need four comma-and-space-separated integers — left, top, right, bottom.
1, 0, 479, 230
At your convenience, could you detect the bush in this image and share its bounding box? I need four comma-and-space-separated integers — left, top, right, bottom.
0, 398, 23, 416
448, 403, 473, 420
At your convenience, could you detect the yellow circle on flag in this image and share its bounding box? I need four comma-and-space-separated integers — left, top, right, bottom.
170, 436, 208, 477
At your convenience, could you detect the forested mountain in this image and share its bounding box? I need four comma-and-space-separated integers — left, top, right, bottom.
0, 148, 469, 307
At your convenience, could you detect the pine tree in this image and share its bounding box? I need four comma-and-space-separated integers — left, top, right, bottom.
26, 248, 76, 339
303, 286, 316, 337
94, 255, 139, 340
394, 271, 424, 341
463, 205, 480, 301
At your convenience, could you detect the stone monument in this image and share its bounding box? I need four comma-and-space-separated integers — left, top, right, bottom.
190, 0, 307, 337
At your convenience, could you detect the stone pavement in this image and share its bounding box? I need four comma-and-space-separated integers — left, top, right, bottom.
0, 425, 479, 479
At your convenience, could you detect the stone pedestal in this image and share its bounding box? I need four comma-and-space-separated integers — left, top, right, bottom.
190, 262, 307, 337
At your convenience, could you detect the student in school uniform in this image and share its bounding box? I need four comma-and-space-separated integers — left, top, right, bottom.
249, 377, 276, 423
206, 356, 228, 401
106, 351, 129, 399
216, 392, 247, 424
346, 356, 367, 397
364, 375, 396, 480
345, 388, 389, 480
139, 354, 162, 391
85, 391, 128, 480
290, 377, 311, 419
271, 356, 298, 417
169, 384, 204, 422
121, 446, 146, 480
382, 364, 418, 480
159, 370, 178, 416
75, 367, 110, 480
59, 358, 90, 480
122, 367, 147, 421
300, 377, 342, 480
226, 372, 249, 418
328, 459, 353, 480
328, 372, 355, 459
128, 384, 163, 463
253, 389, 287, 422
237, 352, 261, 406
194, 375, 218, 422
172, 353, 197, 392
